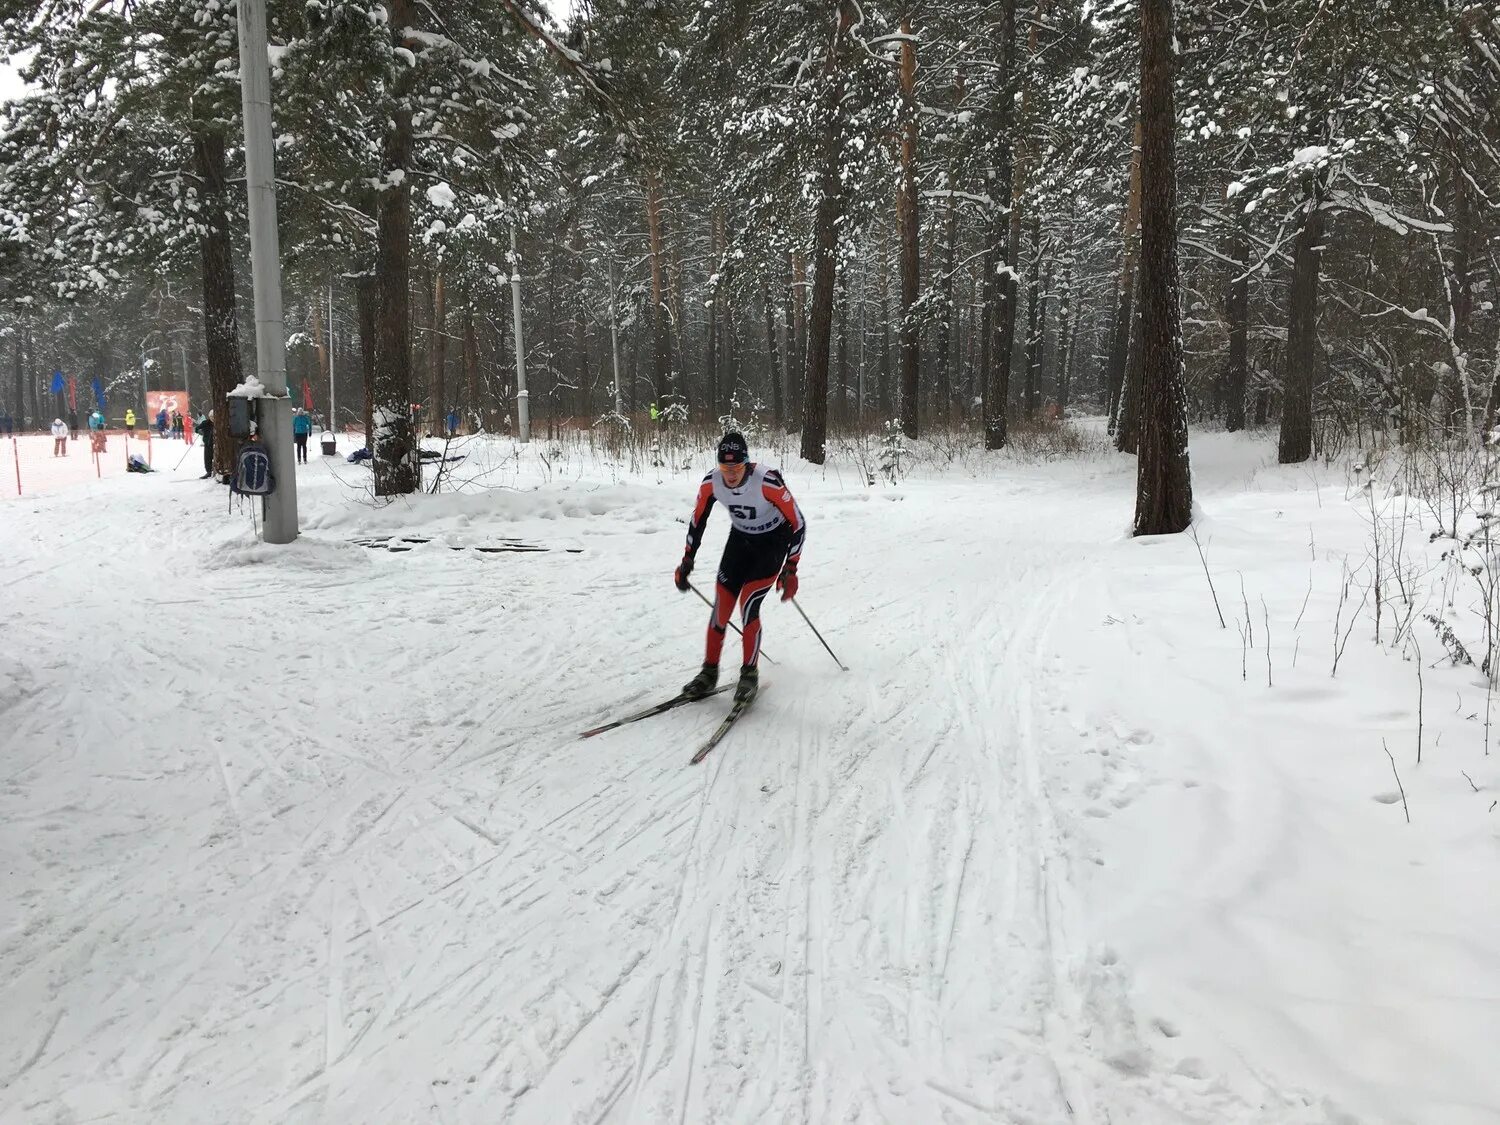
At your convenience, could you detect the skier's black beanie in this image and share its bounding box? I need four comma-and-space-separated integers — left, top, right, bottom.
717, 432, 749, 465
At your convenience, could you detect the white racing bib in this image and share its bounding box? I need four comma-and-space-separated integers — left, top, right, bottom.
713, 463, 788, 536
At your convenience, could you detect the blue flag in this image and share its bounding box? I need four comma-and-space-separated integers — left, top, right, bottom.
50, 370, 64, 395
91, 377, 105, 411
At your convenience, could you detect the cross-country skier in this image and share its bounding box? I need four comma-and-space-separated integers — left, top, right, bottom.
674, 432, 805, 704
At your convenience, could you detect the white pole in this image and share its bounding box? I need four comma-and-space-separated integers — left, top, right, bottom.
328, 282, 336, 436
510, 225, 531, 443
237, 0, 298, 543
608, 254, 622, 415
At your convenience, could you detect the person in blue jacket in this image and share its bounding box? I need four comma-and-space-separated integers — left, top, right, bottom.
292, 407, 312, 463
445, 408, 459, 437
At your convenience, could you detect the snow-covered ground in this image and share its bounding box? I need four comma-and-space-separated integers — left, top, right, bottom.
2, 426, 1496, 1124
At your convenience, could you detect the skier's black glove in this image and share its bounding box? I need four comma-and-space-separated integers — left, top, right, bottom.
674, 556, 693, 591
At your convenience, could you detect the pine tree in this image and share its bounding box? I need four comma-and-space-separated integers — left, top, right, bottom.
1133, 0, 1192, 534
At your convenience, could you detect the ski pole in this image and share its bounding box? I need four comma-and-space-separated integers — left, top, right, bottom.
790, 598, 848, 671
686, 580, 776, 665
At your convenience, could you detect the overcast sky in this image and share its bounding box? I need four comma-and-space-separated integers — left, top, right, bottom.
0, 60, 22, 104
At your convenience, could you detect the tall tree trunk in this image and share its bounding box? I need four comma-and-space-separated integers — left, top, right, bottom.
1056, 261, 1074, 411
645, 167, 672, 396
878, 237, 894, 418
431, 269, 447, 428
721, 231, 739, 417
1116, 303, 1145, 453
627, 320, 641, 418
312, 283, 329, 421
191, 124, 243, 476
27, 331, 39, 429
545, 231, 559, 434
1024, 220, 1046, 420
571, 223, 590, 418
356, 271, 377, 448
706, 213, 720, 420
1224, 191, 1250, 432
801, 1, 856, 465
1107, 117, 1145, 434
963, 270, 980, 414
978, 242, 993, 429
11, 327, 23, 429
667, 203, 688, 389
997, 200, 1023, 433
1450, 141, 1478, 432
896, 13, 921, 438
726, 280, 741, 414
464, 293, 479, 430
1278, 185, 1325, 464
764, 279, 784, 428
983, 0, 1018, 449
372, 1, 419, 493
787, 251, 806, 432
504, 295, 516, 429
1134, 0, 1193, 535
936, 140, 959, 424
187, 328, 205, 420
835, 276, 850, 430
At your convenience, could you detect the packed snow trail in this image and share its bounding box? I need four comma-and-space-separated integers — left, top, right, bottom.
2, 434, 1496, 1124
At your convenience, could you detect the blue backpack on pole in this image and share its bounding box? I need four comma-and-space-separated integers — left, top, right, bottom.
232, 441, 275, 496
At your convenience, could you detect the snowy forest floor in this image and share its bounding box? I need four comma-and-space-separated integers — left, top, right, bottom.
2, 425, 1497, 1125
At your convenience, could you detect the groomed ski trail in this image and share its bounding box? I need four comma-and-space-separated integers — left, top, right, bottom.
0, 447, 1395, 1124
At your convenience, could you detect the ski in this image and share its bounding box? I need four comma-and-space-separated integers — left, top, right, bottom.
579, 685, 732, 739
689, 687, 761, 765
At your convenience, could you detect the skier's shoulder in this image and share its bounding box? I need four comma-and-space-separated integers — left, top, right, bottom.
693, 471, 716, 505
758, 464, 794, 493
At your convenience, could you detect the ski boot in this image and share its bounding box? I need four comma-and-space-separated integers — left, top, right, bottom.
734, 664, 759, 704
682, 663, 719, 701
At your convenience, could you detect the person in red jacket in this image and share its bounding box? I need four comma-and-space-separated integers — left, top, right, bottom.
674, 432, 806, 703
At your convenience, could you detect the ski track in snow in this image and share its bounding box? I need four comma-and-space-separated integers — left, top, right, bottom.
1, 434, 1494, 1124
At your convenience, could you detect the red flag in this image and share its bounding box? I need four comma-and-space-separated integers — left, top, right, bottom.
303, 379, 314, 411
67, 376, 77, 410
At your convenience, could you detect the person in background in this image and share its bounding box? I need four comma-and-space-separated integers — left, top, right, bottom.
446, 408, 459, 437
292, 407, 311, 464
51, 417, 68, 456
2, 413, 12, 435
67, 408, 79, 440
172, 411, 184, 439
156, 406, 168, 436
124, 408, 136, 436
197, 412, 214, 479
